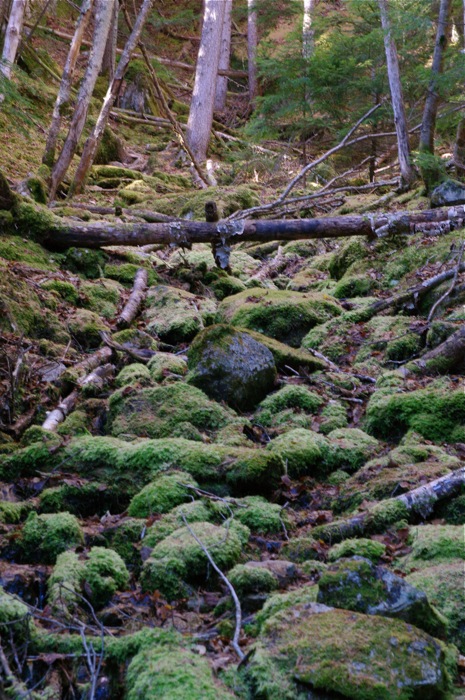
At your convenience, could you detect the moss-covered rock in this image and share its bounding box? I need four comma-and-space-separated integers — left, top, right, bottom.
128, 471, 196, 518
41, 278, 80, 304
249, 603, 455, 700
67, 309, 110, 349
141, 521, 245, 599
143, 285, 216, 344
39, 481, 118, 517
104, 262, 158, 286
226, 496, 287, 535
319, 400, 348, 434
111, 328, 158, 353
281, 536, 323, 563
364, 380, 465, 442
47, 551, 85, 617
0, 586, 31, 644
145, 184, 259, 220
217, 288, 342, 347
327, 538, 386, 562
100, 517, 145, 567
81, 278, 122, 319
317, 557, 446, 638
115, 363, 152, 388
405, 525, 465, 568
83, 547, 129, 608
143, 500, 211, 548
148, 352, 187, 382
255, 585, 319, 631
0, 499, 30, 523
187, 325, 277, 411
62, 247, 107, 279
228, 564, 279, 596
328, 237, 369, 280
267, 428, 329, 478
333, 273, 375, 298
109, 382, 234, 439
256, 385, 323, 424
21, 512, 84, 563
240, 329, 326, 373
126, 644, 236, 700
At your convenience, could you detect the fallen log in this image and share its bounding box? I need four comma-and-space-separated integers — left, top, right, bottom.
116, 267, 148, 329
311, 466, 465, 544
403, 324, 465, 376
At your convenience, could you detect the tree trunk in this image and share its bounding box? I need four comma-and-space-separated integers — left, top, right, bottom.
48, 0, 114, 202
377, 0, 415, 188
0, 0, 28, 79
116, 267, 148, 329
0, 0, 9, 40
214, 0, 232, 113
42, 0, 94, 168
419, 0, 451, 155
69, 0, 153, 196
302, 0, 315, 61
247, 0, 258, 105
405, 324, 465, 375
454, 116, 465, 174
100, 0, 118, 81
185, 0, 226, 163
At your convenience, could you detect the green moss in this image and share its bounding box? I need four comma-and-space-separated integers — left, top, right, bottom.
364, 382, 465, 442
257, 385, 323, 417
0, 235, 57, 270
333, 274, 375, 298
126, 645, 236, 700
301, 317, 351, 363
0, 586, 31, 644
217, 288, 342, 348
21, 511, 84, 563
249, 604, 455, 700
0, 436, 62, 479
141, 521, 245, 599
240, 329, 325, 373
101, 517, 145, 568
210, 274, 246, 300
327, 538, 386, 562
407, 525, 465, 566
128, 471, 196, 518
148, 353, 187, 382
150, 184, 260, 219
228, 496, 287, 535
328, 237, 369, 280
143, 501, 211, 548
435, 493, 465, 525
41, 279, 79, 304
228, 564, 278, 596
112, 328, 158, 351
94, 127, 124, 165
267, 428, 329, 478
281, 536, 322, 563
319, 401, 348, 434
115, 363, 152, 388
0, 500, 30, 523
83, 547, 129, 608
109, 382, 234, 439
143, 285, 217, 344
81, 278, 122, 319
104, 262, 158, 286
326, 428, 380, 472
255, 586, 319, 632
62, 247, 107, 279
57, 410, 91, 437
67, 309, 110, 349
48, 551, 85, 617
39, 481, 116, 517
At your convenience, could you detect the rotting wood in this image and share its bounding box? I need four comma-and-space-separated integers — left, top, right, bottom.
116, 267, 148, 329
403, 323, 465, 376
42, 389, 78, 431
100, 330, 156, 363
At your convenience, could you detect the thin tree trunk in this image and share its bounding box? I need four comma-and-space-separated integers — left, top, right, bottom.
69, 0, 153, 196
100, 0, 118, 81
0, 0, 28, 79
247, 0, 257, 105
302, 0, 314, 61
48, 0, 114, 202
116, 268, 148, 329
42, 0, 94, 168
454, 116, 465, 174
214, 0, 232, 112
0, 0, 10, 40
185, 0, 226, 163
377, 0, 415, 187
419, 0, 451, 154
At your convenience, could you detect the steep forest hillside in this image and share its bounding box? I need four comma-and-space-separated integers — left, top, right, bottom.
0, 0, 465, 698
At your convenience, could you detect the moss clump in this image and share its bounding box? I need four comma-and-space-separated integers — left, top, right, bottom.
240, 329, 325, 373
327, 538, 386, 562
67, 309, 110, 349
141, 521, 245, 599
48, 551, 85, 617
257, 385, 323, 419
0, 500, 30, 523
128, 471, 196, 518
143, 501, 211, 548
255, 586, 319, 631
126, 645, 236, 700
0, 234, 57, 270
21, 512, 84, 563
312, 498, 410, 544
210, 274, 246, 300
83, 547, 129, 608
115, 363, 152, 388
39, 481, 116, 517
281, 536, 322, 563
249, 603, 455, 700
227, 496, 287, 535
319, 401, 348, 434
326, 428, 380, 473
267, 428, 328, 478
407, 525, 465, 566
94, 127, 124, 165
0, 586, 31, 644
101, 518, 145, 567
435, 493, 465, 525
57, 410, 90, 437
104, 262, 158, 286
364, 381, 465, 442
112, 328, 158, 352
81, 278, 122, 319
148, 352, 187, 382
62, 247, 107, 279
228, 564, 279, 596
109, 382, 234, 439
333, 274, 375, 298
143, 285, 216, 344
40, 279, 80, 304
217, 288, 342, 347
149, 184, 259, 220
328, 237, 369, 280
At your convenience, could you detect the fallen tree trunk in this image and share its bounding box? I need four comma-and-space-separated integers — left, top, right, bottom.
116, 267, 148, 329
403, 324, 465, 376
311, 466, 465, 544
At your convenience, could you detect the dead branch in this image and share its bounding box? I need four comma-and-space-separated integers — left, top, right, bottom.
42, 389, 79, 431
99, 330, 156, 363
116, 268, 148, 329
427, 240, 465, 322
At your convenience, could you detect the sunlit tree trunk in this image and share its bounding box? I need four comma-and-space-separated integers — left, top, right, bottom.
70, 0, 153, 196
0, 0, 28, 79
302, 0, 314, 61
185, 0, 226, 163
377, 0, 415, 188
101, 0, 118, 81
419, 0, 451, 154
214, 0, 232, 112
42, 0, 94, 167
247, 0, 257, 105
48, 0, 114, 201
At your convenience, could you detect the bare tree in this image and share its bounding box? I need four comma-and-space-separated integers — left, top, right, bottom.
48, 0, 115, 202
302, 0, 315, 61
42, 0, 94, 167
247, 0, 258, 104
100, 0, 118, 81
419, 0, 451, 155
214, 0, 232, 112
377, 0, 416, 187
185, 0, 226, 163
70, 0, 154, 196
0, 0, 28, 79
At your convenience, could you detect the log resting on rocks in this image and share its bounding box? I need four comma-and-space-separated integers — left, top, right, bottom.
116, 267, 148, 329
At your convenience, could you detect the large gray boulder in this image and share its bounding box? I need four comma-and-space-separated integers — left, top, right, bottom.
430, 179, 465, 207
317, 556, 447, 638
187, 324, 277, 411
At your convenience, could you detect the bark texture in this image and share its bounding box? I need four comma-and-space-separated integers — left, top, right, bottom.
185, 0, 226, 163
116, 268, 148, 329
0, 0, 28, 79
247, 0, 258, 104
101, 0, 118, 81
214, 0, 232, 112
